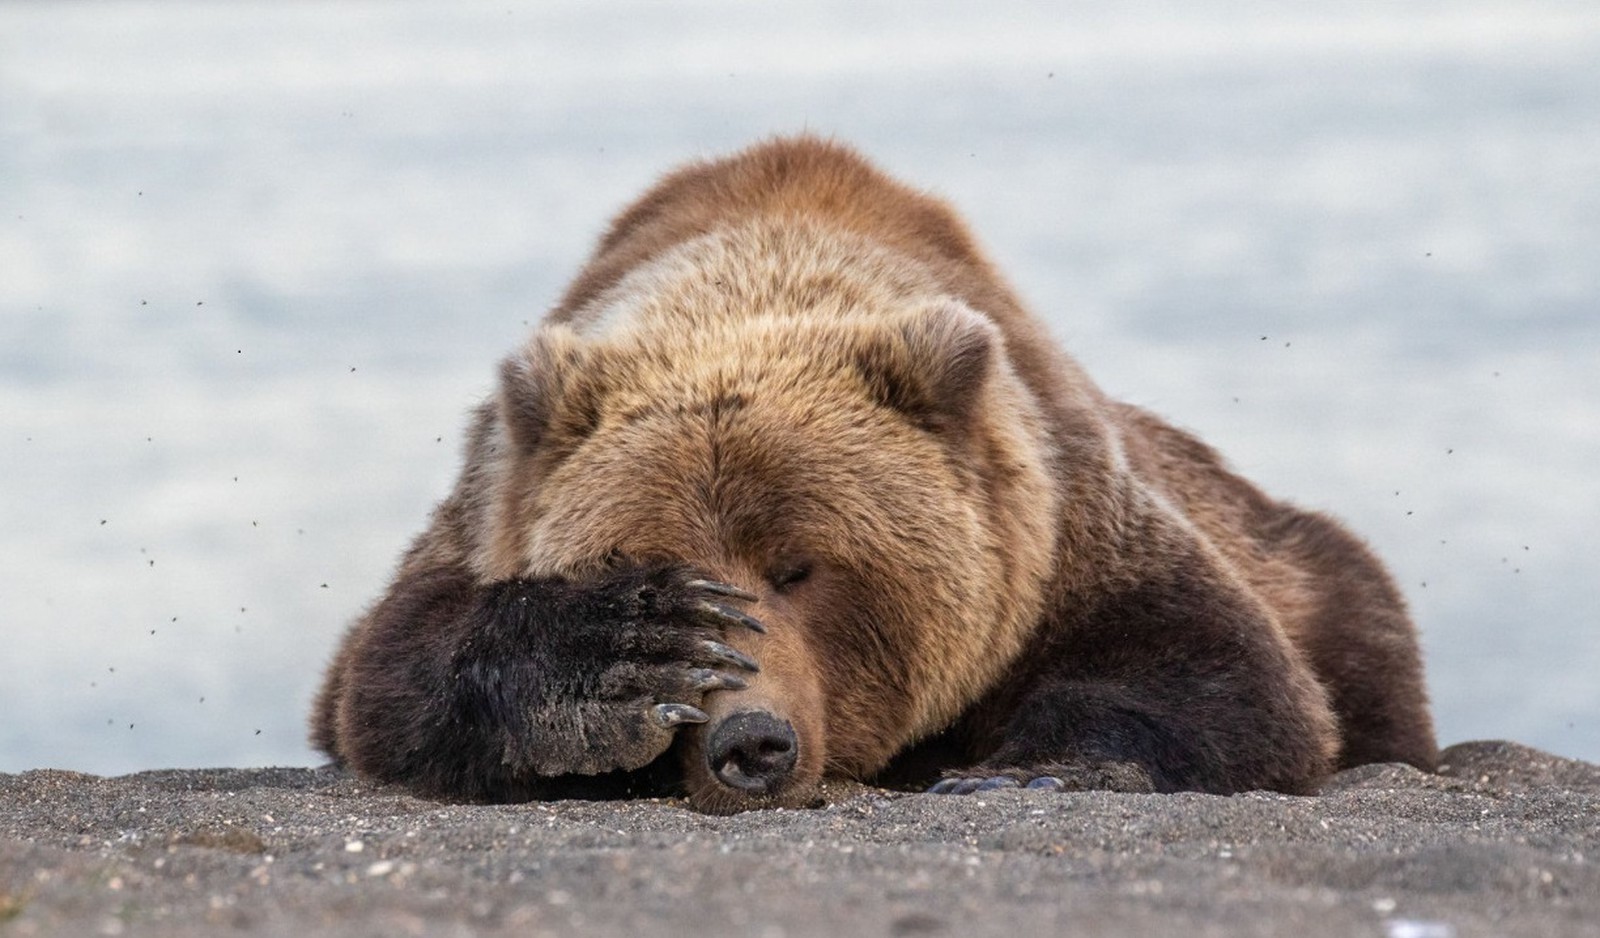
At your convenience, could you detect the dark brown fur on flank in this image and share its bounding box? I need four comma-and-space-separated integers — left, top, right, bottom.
312, 136, 1436, 811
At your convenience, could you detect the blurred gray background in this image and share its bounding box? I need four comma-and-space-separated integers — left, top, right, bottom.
2, 1, 1596, 774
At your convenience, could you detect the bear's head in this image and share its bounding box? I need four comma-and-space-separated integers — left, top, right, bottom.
482, 299, 1058, 812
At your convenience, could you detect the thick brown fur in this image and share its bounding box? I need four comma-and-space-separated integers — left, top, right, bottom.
312, 136, 1436, 812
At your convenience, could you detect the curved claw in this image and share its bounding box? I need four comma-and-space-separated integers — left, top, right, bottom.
685, 579, 759, 603
975, 776, 1021, 792
698, 600, 767, 634
927, 777, 986, 795
651, 703, 709, 728
688, 668, 749, 692
701, 640, 760, 673
1025, 776, 1066, 791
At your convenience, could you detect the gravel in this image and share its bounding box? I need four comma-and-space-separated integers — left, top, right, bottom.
2, 740, 1596, 937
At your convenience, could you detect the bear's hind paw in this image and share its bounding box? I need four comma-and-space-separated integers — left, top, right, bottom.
928, 760, 1155, 795
927, 775, 1065, 795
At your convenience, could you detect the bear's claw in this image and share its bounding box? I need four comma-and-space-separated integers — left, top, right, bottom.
701, 640, 760, 673
697, 600, 767, 634
927, 775, 1065, 795
684, 579, 760, 603
687, 668, 749, 692
652, 703, 710, 728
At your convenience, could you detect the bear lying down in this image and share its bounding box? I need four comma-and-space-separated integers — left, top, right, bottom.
311, 137, 1437, 813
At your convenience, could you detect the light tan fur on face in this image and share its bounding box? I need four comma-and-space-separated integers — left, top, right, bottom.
444, 141, 1093, 808
482, 290, 1058, 797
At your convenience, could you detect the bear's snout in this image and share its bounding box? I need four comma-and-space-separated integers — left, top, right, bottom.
705, 710, 798, 794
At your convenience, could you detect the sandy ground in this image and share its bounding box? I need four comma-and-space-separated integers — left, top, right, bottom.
1, 740, 1595, 937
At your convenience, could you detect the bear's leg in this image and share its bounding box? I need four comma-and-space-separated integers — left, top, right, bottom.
323, 563, 763, 801
932, 557, 1339, 796
1277, 513, 1438, 771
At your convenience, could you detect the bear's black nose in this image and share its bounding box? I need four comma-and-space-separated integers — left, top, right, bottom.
706, 710, 798, 794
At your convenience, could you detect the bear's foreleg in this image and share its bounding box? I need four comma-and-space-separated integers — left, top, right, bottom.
323, 563, 763, 800
933, 559, 1338, 796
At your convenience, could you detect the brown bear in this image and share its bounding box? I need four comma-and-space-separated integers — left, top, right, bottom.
310, 136, 1437, 813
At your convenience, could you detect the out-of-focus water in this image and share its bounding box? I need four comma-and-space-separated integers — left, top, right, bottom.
2, 1, 1597, 773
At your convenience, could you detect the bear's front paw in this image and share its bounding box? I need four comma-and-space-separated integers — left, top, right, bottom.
927, 760, 1155, 795
490, 566, 766, 777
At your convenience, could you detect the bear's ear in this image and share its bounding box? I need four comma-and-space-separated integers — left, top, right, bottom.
856, 299, 1000, 433
498, 325, 596, 453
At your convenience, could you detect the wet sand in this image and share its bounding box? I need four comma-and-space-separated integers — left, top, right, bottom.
2, 741, 1596, 937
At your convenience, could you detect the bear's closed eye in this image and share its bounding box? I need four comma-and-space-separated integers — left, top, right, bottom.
766, 562, 811, 593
